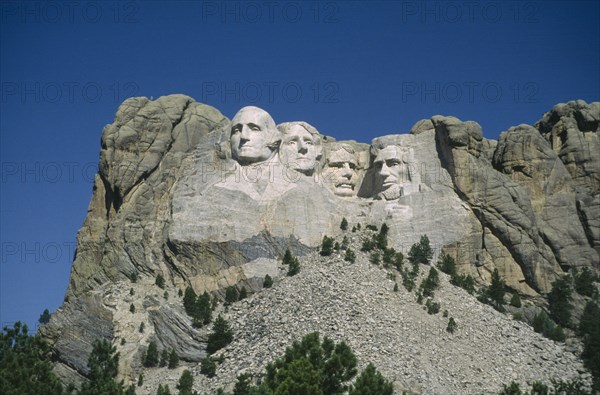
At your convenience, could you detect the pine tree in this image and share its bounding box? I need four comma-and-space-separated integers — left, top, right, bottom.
143, 341, 159, 367
447, 317, 457, 333
193, 292, 212, 327
574, 267, 597, 297
183, 286, 197, 317
548, 276, 573, 328
79, 339, 127, 395
361, 239, 374, 252
282, 248, 293, 266
0, 322, 65, 395
382, 248, 396, 266
320, 236, 334, 256
419, 234, 433, 263
370, 252, 380, 265
259, 332, 358, 394
344, 248, 356, 263
38, 308, 51, 324
176, 370, 194, 395
340, 218, 348, 231
349, 363, 393, 395
488, 269, 506, 310
160, 349, 169, 367
155, 274, 165, 289
233, 373, 252, 395
580, 301, 600, 391
263, 274, 273, 288
200, 357, 216, 378
420, 267, 440, 297
206, 315, 234, 354
238, 286, 248, 300
168, 350, 179, 369
375, 224, 389, 250
408, 235, 433, 264
394, 251, 404, 271
129, 304, 135, 314
510, 293, 522, 308
288, 257, 300, 276
157, 384, 172, 395
225, 286, 238, 306
341, 236, 349, 250
438, 253, 457, 276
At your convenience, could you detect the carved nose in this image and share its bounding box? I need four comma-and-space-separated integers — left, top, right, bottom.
240, 125, 251, 142
341, 163, 353, 178
298, 142, 308, 154
379, 163, 390, 177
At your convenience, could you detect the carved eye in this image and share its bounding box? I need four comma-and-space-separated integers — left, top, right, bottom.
305, 140, 314, 145
388, 159, 401, 166
288, 141, 297, 145
251, 126, 261, 131
231, 125, 241, 134
349, 163, 357, 170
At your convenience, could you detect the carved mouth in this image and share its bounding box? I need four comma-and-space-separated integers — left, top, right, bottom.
336, 183, 354, 190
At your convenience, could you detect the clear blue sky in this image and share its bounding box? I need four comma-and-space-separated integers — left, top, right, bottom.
1, 0, 598, 331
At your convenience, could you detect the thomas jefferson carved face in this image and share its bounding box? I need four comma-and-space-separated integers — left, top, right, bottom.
373, 145, 413, 200
278, 122, 322, 175
230, 106, 281, 165
323, 145, 360, 197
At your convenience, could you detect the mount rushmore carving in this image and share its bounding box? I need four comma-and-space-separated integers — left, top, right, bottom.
40, 95, 598, 386
217, 105, 422, 201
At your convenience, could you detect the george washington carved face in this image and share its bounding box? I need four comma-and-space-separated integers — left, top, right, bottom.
230, 106, 281, 165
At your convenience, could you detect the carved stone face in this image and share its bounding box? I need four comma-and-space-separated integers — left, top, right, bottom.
324, 147, 360, 197
230, 107, 280, 165
279, 124, 320, 174
373, 145, 412, 200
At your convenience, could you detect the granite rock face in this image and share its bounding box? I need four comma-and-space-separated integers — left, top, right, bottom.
40, 97, 599, 389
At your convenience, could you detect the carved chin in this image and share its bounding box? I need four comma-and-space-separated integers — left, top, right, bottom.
291, 159, 316, 171
235, 148, 273, 163
334, 184, 355, 196
378, 186, 401, 200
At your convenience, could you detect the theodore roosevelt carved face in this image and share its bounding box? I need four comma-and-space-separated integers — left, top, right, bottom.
323, 143, 361, 197
278, 122, 323, 176
230, 106, 281, 165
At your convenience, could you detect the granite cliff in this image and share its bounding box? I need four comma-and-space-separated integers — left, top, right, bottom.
40, 97, 599, 393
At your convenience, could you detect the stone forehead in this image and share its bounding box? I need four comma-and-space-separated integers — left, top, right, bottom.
277, 122, 322, 144
326, 142, 356, 154
371, 135, 406, 149
231, 106, 276, 126
370, 134, 412, 157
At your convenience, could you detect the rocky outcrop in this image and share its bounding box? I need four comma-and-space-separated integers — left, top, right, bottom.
535, 101, 600, 256
40, 97, 599, 391
137, 246, 592, 395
